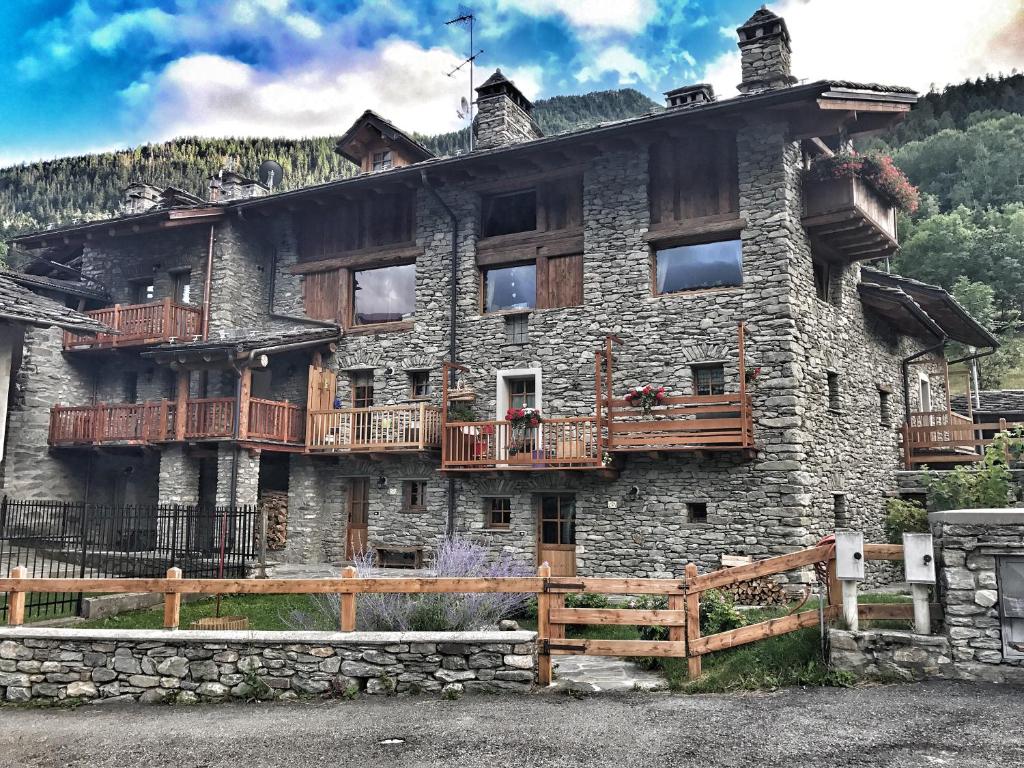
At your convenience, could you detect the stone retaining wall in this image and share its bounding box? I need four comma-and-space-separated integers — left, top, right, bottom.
828, 629, 954, 681
0, 628, 537, 705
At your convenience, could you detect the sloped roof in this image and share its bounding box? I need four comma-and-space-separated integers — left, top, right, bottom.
951, 391, 1024, 415
142, 325, 341, 364
335, 110, 435, 167
861, 269, 998, 348
0, 276, 109, 334
0, 269, 110, 302
857, 282, 944, 341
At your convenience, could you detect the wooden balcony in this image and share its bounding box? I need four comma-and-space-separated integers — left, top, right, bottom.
443, 417, 601, 471
49, 397, 304, 447
803, 176, 898, 262
63, 298, 202, 351
307, 403, 442, 453
606, 393, 754, 453
901, 410, 1020, 469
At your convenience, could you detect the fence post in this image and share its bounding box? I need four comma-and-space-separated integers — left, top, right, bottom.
684, 562, 702, 680
340, 566, 357, 631
8, 565, 28, 626
536, 562, 552, 686
163, 567, 182, 629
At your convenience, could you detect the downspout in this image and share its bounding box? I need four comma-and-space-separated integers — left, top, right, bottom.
202, 223, 215, 340
420, 170, 459, 537
901, 337, 946, 423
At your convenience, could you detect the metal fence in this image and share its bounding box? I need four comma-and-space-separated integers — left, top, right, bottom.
0, 498, 259, 621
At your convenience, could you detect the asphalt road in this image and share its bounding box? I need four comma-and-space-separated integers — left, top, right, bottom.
0, 681, 1020, 768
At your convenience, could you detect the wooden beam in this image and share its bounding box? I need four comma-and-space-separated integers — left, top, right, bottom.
687, 545, 833, 593
163, 567, 182, 629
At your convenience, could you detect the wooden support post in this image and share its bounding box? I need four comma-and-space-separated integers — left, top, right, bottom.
340, 566, 357, 631
911, 583, 931, 635
536, 563, 552, 686
158, 399, 169, 441
684, 562, 702, 680
7, 565, 27, 626
418, 402, 427, 450
163, 567, 182, 629
175, 371, 189, 441
668, 591, 685, 646
238, 367, 252, 441
841, 580, 859, 632
162, 297, 173, 338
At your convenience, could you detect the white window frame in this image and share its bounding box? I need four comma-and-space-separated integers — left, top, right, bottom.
918, 372, 932, 414
496, 368, 542, 463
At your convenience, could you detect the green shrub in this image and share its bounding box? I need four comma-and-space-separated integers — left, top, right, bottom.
925, 433, 1023, 511
632, 589, 744, 643
883, 498, 929, 544
564, 593, 611, 610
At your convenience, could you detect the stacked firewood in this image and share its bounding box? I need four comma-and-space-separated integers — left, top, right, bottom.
261, 490, 289, 551
718, 554, 787, 606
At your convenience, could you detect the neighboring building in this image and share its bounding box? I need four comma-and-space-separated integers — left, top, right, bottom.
4, 7, 1010, 579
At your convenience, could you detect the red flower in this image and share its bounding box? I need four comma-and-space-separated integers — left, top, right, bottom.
656, 391, 665, 401
643, 385, 651, 394
482, 424, 495, 435
530, 418, 538, 426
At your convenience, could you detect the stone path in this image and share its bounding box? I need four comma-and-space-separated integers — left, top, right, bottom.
551, 654, 668, 692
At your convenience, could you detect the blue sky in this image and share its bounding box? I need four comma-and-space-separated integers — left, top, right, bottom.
2, 0, 1022, 166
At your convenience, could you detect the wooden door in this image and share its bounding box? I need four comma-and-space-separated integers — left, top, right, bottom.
307, 365, 337, 411
537, 494, 577, 576
346, 478, 370, 560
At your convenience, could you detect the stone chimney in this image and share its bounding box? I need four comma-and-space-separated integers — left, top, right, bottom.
664, 83, 715, 109
208, 169, 268, 202
736, 6, 796, 94
122, 182, 163, 215
473, 69, 543, 151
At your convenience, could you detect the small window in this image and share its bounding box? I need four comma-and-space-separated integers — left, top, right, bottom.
123, 372, 138, 403
833, 494, 848, 528
654, 239, 742, 295
507, 377, 536, 410
482, 189, 536, 237
485, 497, 512, 529
505, 314, 529, 344
686, 502, 708, 523
409, 371, 432, 399
132, 282, 155, 304
879, 389, 891, 425
813, 258, 830, 302
172, 270, 192, 304
484, 264, 536, 313
352, 263, 416, 325
371, 150, 393, 171
693, 365, 725, 396
351, 371, 374, 408
404, 481, 427, 511
827, 372, 841, 412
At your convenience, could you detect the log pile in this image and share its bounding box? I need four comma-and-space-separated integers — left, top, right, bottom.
718, 554, 788, 606
261, 490, 288, 551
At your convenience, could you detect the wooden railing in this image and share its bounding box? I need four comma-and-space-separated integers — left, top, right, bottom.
803, 176, 898, 261
0, 541, 909, 687
605, 393, 754, 452
49, 398, 305, 446
63, 299, 202, 350
307, 403, 442, 452
902, 410, 1020, 468
443, 417, 601, 471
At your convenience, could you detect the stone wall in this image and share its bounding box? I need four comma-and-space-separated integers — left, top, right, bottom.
474, 95, 542, 150
828, 628, 954, 681
0, 628, 537, 704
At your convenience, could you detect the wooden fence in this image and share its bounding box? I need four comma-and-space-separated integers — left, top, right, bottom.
0, 543, 909, 685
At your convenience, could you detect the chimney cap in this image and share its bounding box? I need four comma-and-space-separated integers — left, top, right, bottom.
737, 5, 790, 45
664, 83, 716, 108
476, 68, 533, 113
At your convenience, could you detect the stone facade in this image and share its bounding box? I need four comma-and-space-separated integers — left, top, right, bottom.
828, 628, 954, 681
0, 628, 537, 704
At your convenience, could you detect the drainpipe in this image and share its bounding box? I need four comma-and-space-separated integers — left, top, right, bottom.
902, 338, 946, 423
420, 170, 459, 537
202, 223, 215, 340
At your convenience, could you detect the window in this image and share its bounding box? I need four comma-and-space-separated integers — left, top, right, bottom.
827, 372, 841, 412
351, 371, 374, 408
484, 264, 536, 312
507, 377, 536, 410
131, 281, 155, 304
686, 502, 708, 523
813, 258, 830, 302
693, 365, 725, 396
403, 481, 427, 511
123, 372, 138, 403
505, 314, 529, 344
482, 190, 536, 237
352, 263, 416, 326
833, 494, 848, 528
654, 239, 742, 295
485, 497, 512, 529
172, 271, 192, 304
919, 374, 932, 413
879, 388, 891, 425
409, 371, 432, 399
539, 495, 575, 545
371, 150, 393, 171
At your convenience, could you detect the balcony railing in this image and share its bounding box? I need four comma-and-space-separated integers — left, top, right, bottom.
606, 393, 754, 452
49, 397, 304, 447
902, 410, 1020, 468
443, 417, 601, 471
307, 403, 442, 452
803, 176, 898, 261
63, 298, 202, 350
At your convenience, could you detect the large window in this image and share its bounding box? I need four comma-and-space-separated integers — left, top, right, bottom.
507, 377, 536, 410
482, 190, 537, 237
484, 264, 536, 312
352, 263, 416, 326
654, 239, 742, 295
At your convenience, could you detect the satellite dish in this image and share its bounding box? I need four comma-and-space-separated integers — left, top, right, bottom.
258, 159, 285, 191
460, 96, 470, 113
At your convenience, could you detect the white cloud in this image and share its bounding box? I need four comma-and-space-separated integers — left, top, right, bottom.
129, 38, 473, 141
575, 45, 652, 86
704, 0, 1024, 98
89, 8, 177, 53
490, 0, 658, 34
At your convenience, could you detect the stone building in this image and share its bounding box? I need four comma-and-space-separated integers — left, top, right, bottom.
3, 7, 1004, 579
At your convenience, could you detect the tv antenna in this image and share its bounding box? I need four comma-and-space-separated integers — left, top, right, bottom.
446, 9, 482, 152
258, 159, 285, 192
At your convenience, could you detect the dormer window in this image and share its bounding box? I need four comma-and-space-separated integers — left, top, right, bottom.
371, 150, 393, 172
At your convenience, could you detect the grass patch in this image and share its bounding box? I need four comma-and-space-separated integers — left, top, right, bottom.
78, 594, 321, 631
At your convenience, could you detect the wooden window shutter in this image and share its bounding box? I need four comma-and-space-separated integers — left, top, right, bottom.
545, 254, 584, 308
303, 269, 344, 324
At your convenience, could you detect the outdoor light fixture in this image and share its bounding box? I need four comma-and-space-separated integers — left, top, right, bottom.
626, 486, 641, 501
377, 475, 388, 489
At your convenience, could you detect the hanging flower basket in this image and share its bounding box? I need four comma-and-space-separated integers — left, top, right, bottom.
624, 385, 666, 416
505, 407, 542, 429
806, 151, 919, 214
744, 367, 762, 386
